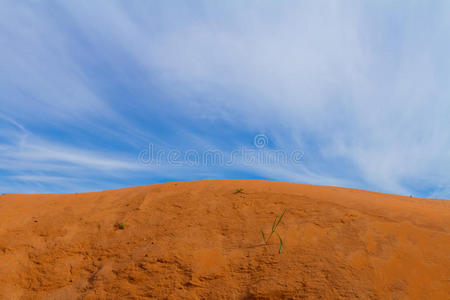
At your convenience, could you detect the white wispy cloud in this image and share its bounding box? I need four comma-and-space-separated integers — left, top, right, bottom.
0, 1, 449, 198
126, 1, 450, 197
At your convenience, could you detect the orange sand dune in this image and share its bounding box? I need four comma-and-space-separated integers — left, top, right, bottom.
0, 180, 449, 299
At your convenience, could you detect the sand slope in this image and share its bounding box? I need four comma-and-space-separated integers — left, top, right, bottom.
0, 180, 449, 299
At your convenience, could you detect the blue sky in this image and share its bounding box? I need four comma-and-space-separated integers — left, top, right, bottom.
1, 1, 449, 199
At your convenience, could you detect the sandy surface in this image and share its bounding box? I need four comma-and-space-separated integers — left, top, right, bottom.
0, 180, 449, 299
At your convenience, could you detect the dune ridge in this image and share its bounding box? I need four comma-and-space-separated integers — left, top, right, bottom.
0, 180, 449, 299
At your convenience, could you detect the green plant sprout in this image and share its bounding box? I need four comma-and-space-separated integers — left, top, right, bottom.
234, 188, 243, 194
261, 209, 286, 253
119, 223, 125, 230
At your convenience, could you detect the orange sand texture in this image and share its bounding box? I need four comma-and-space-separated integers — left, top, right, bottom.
0, 180, 449, 299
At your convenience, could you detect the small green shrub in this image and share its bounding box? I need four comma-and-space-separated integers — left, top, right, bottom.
118, 223, 125, 230
261, 209, 286, 253
234, 188, 243, 194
